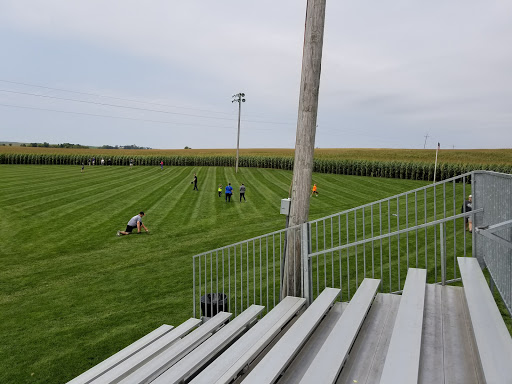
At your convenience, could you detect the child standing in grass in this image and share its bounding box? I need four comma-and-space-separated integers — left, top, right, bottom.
218, 184, 222, 197
312, 184, 318, 197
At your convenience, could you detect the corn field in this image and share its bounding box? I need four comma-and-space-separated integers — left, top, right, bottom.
1, 152, 511, 182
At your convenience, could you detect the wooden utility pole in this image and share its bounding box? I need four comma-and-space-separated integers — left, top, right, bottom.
282, 0, 327, 298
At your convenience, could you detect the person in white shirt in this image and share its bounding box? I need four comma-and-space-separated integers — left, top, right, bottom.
117, 212, 149, 236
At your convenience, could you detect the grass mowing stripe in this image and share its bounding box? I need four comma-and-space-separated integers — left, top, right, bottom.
0, 165, 112, 193
7, 167, 168, 240
188, 167, 216, 221
1, 166, 151, 213
144, 167, 193, 228
252, 166, 292, 194
249, 168, 286, 211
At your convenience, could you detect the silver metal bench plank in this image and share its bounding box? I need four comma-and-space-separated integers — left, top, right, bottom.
93, 316, 217, 383
115, 311, 232, 384
441, 286, 484, 384
379, 268, 427, 384
191, 296, 306, 384
418, 284, 444, 384
152, 305, 265, 384
458, 286, 486, 384
67, 325, 174, 384
457, 257, 512, 383
279, 301, 348, 384
336, 293, 401, 384
241, 287, 341, 384
297, 278, 381, 384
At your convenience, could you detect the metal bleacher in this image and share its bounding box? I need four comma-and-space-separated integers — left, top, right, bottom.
68, 257, 512, 384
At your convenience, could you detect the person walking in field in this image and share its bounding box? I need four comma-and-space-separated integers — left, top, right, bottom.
225, 183, 233, 202
160, 160, 164, 170
218, 184, 223, 197
117, 212, 149, 236
81, 163, 85, 173
130, 159, 133, 168
239, 183, 246, 202
192, 173, 198, 191
311, 184, 319, 197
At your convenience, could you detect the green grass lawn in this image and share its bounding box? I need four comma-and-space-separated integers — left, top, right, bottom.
0, 164, 507, 383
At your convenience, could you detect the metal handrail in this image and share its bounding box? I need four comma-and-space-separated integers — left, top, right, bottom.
308, 210, 481, 258
192, 223, 301, 259
308, 172, 473, 224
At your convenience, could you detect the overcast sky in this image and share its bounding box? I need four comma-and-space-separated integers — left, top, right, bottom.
1, 1, 511, 149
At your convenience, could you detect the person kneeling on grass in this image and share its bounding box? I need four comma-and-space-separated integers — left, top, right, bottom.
117, 211, 149, 236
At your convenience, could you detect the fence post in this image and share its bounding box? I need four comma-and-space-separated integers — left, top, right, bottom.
440, 223, 446, 286
193, 259, 196, 318
302, 223, 311, 306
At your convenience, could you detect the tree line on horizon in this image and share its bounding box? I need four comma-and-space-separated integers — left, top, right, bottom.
3, 142, 152, 150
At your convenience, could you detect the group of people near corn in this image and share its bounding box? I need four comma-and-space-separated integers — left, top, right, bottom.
218, 182, 246, 202
188, 172, 247, 202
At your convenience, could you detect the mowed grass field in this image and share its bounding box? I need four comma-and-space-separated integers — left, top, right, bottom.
0, 164, 509, 383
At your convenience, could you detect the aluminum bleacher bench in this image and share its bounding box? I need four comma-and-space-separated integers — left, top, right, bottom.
458, 257, 512, 383
151, 304, 266, 384
379, 268, 427, 384
291, 278, 381, 384
91, 315, 226, 383
190, 296, 306, 384
119, 305, 262, 384
67, 324, 177, 384
241, 287, 341, 384
335, 293, 401, 384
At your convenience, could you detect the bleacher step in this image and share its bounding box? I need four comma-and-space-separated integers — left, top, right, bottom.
419, 284, 485, 383
336, 293, 401, 384
380, 268, 426, 384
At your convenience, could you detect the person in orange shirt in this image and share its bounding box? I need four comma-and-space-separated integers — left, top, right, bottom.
312, 184, 318, 197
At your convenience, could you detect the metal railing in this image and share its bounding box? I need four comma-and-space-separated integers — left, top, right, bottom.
192, 171, 512, 317
305, 211, 479, 303
305, 172, 475, 302
192, 224, 303, 318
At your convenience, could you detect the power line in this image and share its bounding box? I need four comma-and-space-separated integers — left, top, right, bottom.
0, 102, 278, 131
0, 88, 293, 126
2, 101, 398, 142
0, 79, 237, 116
0, 101, 400, 140
0, 79, 292, 122
0, 89, 240, 121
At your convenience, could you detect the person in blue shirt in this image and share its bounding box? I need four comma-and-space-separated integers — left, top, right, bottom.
225, 183, 233, 202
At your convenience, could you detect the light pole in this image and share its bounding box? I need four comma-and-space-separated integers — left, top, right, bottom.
232, 92, 245, 173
